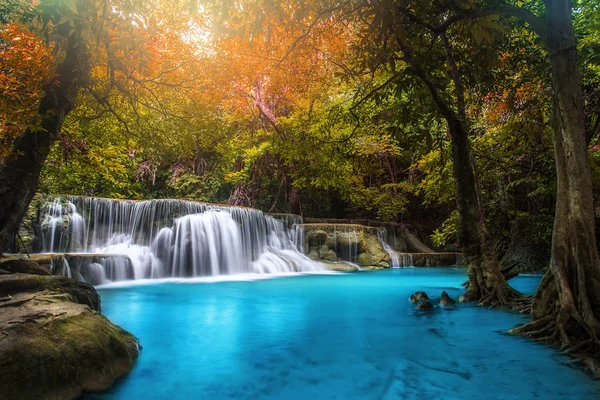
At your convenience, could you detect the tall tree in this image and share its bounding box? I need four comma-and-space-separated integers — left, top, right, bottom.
338, 1, 526, 306
0, 0, 205, 252
0, 1, 88, 255
490, 0, 600, 374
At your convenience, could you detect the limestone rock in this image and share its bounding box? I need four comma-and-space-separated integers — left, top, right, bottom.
357, 252, 371, 266
300, 224, 393, 269
323, 262, 360, 272
322, 249, 338, 262
410, 291, 429, 304
417, 300, 434, 311
0, 273, 100, 310
439, 291, 456, 307
0, 274, 139, 400
0, 258, 51, 276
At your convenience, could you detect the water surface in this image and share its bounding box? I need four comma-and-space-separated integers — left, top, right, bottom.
88, 269, 600, 399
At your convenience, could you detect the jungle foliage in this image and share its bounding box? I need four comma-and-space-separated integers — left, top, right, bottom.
0, 0, 598, 249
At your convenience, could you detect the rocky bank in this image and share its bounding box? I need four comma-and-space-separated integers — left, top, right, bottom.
0, 259, 139, 400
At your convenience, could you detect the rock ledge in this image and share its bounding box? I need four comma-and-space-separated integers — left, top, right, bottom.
0, 270, 139, 400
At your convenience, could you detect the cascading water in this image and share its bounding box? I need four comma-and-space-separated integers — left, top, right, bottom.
49, 255, 72, 278
398, 253, 415, 267
377, 230, 402, 267
36, 196, 323, 284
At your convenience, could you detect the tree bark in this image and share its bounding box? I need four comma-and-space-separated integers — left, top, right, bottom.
510, 0, 600, 376
288, 185, 301, 215
0, 35, 85, 255
399, 38, 524, 308
446, 114, 523, 306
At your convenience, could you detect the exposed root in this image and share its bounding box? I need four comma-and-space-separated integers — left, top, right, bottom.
509, 308, 600, 379
461, 282, 532, 314
583, 357, 600, 379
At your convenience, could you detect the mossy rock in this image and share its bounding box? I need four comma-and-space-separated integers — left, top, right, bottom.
306, 229, 328, 244
0, 259, 51, 276
301, 224, 392, 268
364, 236, 390, 266
322, 262, 359, 272
361, 265, 386, 271
321, 249, 338, 262
357, 252, 371, 266
0, 273, 100, 311
0, 274, 139, 400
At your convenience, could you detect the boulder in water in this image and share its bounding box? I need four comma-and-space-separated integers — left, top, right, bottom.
357, 252, 371, 266
410, 291, 429, 304
417, 300, 434, 311
439, 291, 456, 307
323, 262, 359, 272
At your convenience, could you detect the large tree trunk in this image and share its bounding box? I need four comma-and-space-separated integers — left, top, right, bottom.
447, 115, 523, 306
0, 35, 85, 255
400, 38, 524, 308
511, 0, 600, 376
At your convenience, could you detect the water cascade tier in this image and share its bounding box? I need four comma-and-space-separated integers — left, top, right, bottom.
299, 224, 392, 269
298, 222, 463, 268
33, 196, 323, 284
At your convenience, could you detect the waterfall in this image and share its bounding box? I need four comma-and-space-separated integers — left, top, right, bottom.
36, 196, 323, 284
398, 253, 415, 267
377, 230, 401, 267
49, 255, 72, 278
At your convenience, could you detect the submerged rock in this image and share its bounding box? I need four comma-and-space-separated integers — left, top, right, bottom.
439, 291, 456, 307
417, 300, 434, 311
323, 262, 359, 272
0, 274, 139, 400
410, 291, 429, 304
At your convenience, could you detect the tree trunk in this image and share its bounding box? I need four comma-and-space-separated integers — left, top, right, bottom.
447, 116, 523, 306
0, 35, 85, 255
400, 38, 524, 308
511, 0, 600, 376
288, 185, 301, 215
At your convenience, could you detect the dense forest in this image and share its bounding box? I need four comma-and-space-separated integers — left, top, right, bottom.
2, 0, 600, 381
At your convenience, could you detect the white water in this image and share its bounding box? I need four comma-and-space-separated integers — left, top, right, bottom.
38, 196, 324, 284
377, 229, 404, 267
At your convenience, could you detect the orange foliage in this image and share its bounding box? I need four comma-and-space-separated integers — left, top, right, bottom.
0, 23, 55, 157
208, 13, 354, 125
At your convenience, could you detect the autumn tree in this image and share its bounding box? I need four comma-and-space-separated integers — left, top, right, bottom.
0, 0, 215, 250
0, 0, 88, 255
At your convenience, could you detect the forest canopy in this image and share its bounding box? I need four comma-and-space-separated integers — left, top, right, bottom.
0, 0, 598, 248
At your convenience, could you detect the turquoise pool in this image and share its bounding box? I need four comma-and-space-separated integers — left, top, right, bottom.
87, 269, 600, 399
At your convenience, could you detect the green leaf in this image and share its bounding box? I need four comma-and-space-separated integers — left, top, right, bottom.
63, 0, 77, 14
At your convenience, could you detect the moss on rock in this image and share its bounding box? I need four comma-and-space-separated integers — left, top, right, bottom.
0, 273, 139, 400
0, 258, 51, 275
0, 273, 100, 311
301, 224, 390, 269
322, 262, 360, 272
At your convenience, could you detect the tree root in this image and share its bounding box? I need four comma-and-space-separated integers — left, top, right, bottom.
509, 309, 600, 379
461, 283, 532, 314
